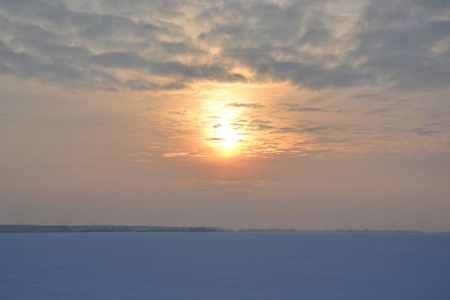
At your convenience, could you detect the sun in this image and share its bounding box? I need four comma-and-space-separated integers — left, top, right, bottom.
216, 123, 240, 148
207, 109, 242, 157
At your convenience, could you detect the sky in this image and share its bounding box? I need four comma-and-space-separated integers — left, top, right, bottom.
1, 0, 450, 231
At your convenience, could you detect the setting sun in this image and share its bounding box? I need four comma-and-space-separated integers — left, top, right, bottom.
205, 107, 243, 157
216, 124, 239, 148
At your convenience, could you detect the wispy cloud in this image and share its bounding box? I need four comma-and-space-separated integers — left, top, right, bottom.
163, 152, 190, 158
227, 102, 265, 109
288, 107, 323, 112
412, 128, 442, 136
301, 126, 332, 133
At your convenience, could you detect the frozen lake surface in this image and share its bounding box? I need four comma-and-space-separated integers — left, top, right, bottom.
1, 232, 449, 300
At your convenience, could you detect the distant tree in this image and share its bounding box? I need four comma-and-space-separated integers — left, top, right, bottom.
59, 225, 69, 232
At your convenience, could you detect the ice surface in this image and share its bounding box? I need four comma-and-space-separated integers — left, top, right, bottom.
1, 232, 449, 300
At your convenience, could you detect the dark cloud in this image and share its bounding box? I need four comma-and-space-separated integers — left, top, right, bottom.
295, 137, 348, 146
364, 108, 393, 115
353, 93, 383, 99
301, 126, 331, 132
288, 107, 323, 112
0, 61, 12, 74
412, 0, 450, 9
0, 0, 449, 91
90, 51, 147, 69
412, 128, 442, 136
159, 41, 204, 55
250, 119, 271, 125
278, 103, 324, 112
247, 119, 274, 131
354, 0, 450, 90
274, 127, 296, 133
254, 124, 275, 131
206, 137, 224, 141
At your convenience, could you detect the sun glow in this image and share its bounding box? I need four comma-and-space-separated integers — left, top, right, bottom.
207, 109, 242, 157
216, 123, 240, 148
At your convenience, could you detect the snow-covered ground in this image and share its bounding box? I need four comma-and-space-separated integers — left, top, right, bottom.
1, 232, 449, 300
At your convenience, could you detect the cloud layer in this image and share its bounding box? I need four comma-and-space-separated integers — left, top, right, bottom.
1, 0, 449, 91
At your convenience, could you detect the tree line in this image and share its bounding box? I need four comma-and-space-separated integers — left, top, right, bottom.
0, 225, 225, 233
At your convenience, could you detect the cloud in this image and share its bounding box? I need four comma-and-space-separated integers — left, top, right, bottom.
206, 137, 224, 141
412, 128, 442, 136
353, 93, 386, 101
412, 0, 450, 8
250, 119, 271, 125
354, 0, 450, 90
247, 119, 274, 131
163, 152, 189, 158
301, 126, 331, 132
0, 0, 449, 91
295, 137, 349, 146
271, 127, 296, 134
227, 102, 265, 109
364, 108, 393, 115
254, 124, 275, 131
288, 107, 323, 112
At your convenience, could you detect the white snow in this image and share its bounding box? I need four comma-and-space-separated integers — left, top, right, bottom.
1, 232, 449, 299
